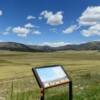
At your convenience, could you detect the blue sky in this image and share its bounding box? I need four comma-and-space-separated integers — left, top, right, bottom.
0, 0, 100, 46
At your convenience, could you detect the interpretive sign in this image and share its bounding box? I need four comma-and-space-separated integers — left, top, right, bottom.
32, 65, 72, 100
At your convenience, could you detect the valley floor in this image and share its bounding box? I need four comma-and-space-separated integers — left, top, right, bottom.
0, 51, 100, 100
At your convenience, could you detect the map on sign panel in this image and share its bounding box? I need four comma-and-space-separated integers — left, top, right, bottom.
36, 66, 69, 88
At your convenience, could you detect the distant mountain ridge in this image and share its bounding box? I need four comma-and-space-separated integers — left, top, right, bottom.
0, 42, 54, 52
0, 41, 100, 52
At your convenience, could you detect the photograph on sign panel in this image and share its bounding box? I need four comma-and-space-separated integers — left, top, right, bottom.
36, 66, 69, 88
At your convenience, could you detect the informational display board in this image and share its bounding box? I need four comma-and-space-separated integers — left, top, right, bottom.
32, 65, 72, 100
35, 66, 69, 88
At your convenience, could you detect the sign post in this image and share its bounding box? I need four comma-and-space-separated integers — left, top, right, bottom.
40, 88, 44, 100
69, 81, 73, 100
32, 65, 73, 100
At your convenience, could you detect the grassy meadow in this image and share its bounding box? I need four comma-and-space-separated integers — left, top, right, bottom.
0, 50, 100, 100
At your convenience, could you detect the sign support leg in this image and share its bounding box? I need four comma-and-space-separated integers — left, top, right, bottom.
69, 81, 72, 100
41, 95, 44, 100
40, 88, 44, 100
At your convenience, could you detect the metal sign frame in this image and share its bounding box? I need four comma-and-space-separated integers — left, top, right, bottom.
32, 65, 73, 100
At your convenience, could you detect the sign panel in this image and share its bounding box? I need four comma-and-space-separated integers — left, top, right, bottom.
33, 65, 70, 88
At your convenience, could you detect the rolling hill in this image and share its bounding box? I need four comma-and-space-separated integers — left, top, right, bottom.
0, 41, 100, 52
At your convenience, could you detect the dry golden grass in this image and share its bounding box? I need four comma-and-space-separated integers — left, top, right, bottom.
0, 50, 100, 100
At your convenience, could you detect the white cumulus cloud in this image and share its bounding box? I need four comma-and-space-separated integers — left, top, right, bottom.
12, 26, 30, 37
79, 6, 100, 36
32, 30, 41, 35
24, 23, 34, 28
6, 27, 12, 32
63, 25, 79, 34
41, 10, 63, 26
27, 15, 36, 20
81, 24, 100, 37
0, 10, 3, 16
63, 6, 100, 37
0, 25, 41, 37
0, 27, 12, 35
38, 16, 42, 20
39, 42, 69, 47
78, 6, 100, 26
